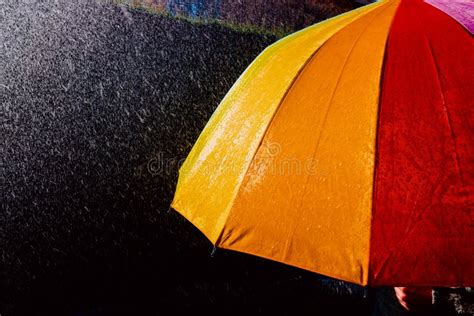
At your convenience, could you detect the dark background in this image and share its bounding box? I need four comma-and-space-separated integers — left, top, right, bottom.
1, 1, 382, 314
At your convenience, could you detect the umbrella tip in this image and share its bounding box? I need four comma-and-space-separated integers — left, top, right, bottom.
210, 245, 217, 258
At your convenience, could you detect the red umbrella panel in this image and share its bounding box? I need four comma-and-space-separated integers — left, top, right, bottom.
370, 0, 474, 286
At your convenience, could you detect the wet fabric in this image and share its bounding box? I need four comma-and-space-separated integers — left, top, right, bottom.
218, 0, 399, 285
172, 0, 473, 286
172, 0, 386, 245
370, 0, 474, 286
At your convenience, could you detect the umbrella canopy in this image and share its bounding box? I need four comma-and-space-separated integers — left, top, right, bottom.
172, 0, 473, 286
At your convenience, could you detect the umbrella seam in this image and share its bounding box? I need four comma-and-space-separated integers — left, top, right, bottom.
368, 0, 401, 286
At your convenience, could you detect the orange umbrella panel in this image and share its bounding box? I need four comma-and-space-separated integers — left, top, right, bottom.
172, 0, 387, 246
217, 0, 400, 286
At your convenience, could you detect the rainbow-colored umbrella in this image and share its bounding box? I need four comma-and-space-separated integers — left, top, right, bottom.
172, 0, 473, 286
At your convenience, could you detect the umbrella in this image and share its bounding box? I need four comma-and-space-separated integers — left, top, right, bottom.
171, 0, 473, 286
